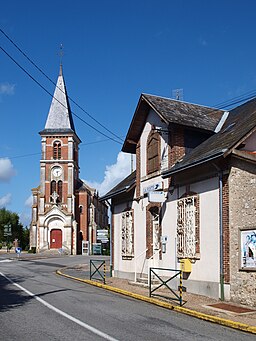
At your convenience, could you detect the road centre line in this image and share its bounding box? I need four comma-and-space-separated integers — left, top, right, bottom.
0, 271, 119, 341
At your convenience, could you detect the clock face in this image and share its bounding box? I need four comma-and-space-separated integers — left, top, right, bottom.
52, 167, 62, 177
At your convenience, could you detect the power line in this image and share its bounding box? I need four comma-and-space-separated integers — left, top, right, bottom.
0, 28, 123, 143
0, 45, 122, 145
212, 90, 256, 109
0, 138, 116, 160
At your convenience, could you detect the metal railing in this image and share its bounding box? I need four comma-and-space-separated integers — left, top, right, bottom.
90, 259, 106, 284
149, 267, 184, 306
147, 249, 161, 286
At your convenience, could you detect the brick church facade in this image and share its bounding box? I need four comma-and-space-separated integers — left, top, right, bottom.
30, 66, 108, 254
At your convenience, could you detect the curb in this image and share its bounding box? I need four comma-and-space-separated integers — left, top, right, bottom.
56, 269, 256, 335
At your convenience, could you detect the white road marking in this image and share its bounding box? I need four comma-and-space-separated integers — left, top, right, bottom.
0, 259, 13, 263
0, 271, 119, 341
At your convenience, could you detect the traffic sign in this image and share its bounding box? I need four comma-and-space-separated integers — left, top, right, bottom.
4, 224, 12, 237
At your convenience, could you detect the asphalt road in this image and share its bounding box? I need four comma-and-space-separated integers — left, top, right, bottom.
0, 255, 254, 341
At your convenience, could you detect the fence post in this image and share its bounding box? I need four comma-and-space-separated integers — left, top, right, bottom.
104, 262, 106, 284
149, 268, 152, 297
179, 270, 183, 306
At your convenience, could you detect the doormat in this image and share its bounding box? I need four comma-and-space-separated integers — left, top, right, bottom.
207, 303, 256, 314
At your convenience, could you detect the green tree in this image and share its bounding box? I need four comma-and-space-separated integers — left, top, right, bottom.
0, 208, 29, 250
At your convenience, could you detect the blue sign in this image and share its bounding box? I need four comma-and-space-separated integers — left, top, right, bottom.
15, 247, 22, 254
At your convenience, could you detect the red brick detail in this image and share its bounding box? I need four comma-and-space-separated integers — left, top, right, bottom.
136, 142, 141, 198
146, 203, 161, 259
222, 175, 230, 284
169, 126, 185, 167
75, 191, 89, 254
45, 137, 69, 160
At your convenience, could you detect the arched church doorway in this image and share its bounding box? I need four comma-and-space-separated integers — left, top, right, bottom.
50, 229, 62, 249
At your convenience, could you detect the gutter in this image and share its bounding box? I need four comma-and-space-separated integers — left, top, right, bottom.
100, 186, 130, 201
212, 162, 225, 301
162, 149, 228, 178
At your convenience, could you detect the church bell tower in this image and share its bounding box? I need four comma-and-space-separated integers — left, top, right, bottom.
30, 65, 81, 254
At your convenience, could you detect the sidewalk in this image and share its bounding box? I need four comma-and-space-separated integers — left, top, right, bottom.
57, 264, 256, 335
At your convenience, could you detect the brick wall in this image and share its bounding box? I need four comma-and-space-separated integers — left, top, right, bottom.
136, 141, 141, 198
169, 125, 185, 167
146, 203, 161, 259
229, 158, 256, 307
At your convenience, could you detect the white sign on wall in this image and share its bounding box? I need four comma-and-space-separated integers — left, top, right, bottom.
148, 191, 166, 203
143, 182, 162, 194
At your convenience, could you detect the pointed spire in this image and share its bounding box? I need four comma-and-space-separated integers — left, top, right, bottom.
59, 63, 63, 76
44, 66, 75, 132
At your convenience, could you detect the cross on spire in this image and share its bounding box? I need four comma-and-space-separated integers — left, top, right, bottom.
59, 43, 64, 66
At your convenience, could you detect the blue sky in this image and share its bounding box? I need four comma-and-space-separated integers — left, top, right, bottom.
1, 0, 256, 226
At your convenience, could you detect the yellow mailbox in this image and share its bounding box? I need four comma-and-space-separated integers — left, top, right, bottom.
180, 258, 192, 272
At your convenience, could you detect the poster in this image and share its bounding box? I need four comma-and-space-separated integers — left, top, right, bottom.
241, 229, 256, 269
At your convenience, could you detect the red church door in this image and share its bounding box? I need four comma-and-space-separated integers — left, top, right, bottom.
50, 229, 62, 249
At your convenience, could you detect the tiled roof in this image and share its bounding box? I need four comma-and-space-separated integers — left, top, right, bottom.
163, 97, 256, 176
143, 94, 224, 132
100, 171, 136, 200
122, 94, 224, 153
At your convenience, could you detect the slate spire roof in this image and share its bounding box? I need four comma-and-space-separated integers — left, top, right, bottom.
43, 64, 75, 132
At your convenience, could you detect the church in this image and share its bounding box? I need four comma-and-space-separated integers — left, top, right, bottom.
30, 65, 108, 255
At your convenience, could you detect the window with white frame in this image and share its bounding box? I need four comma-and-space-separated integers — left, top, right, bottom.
177, 195, 199, 258
121, 211, 134, 258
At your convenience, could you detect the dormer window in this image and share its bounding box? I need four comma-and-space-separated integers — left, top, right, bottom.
147, 132, 160, 175
53, 141, 61, 159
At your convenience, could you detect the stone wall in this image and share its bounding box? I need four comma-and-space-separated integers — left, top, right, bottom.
229, 157, 256, 307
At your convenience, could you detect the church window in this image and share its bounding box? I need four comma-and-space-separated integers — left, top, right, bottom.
147, 132, 160, 175
53, 141, 61, 159
57, 181, 63, 202
50, 180, 56, 195
177, 194, 200, 259
50, 180, 56, 202
121, 210, 134, 259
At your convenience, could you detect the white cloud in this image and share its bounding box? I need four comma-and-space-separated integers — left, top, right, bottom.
0, 193, 12, 208
0, 83, 15, 95
25, 195, 33, 207
84, 152, 133, 196
0, 158, 16, 182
